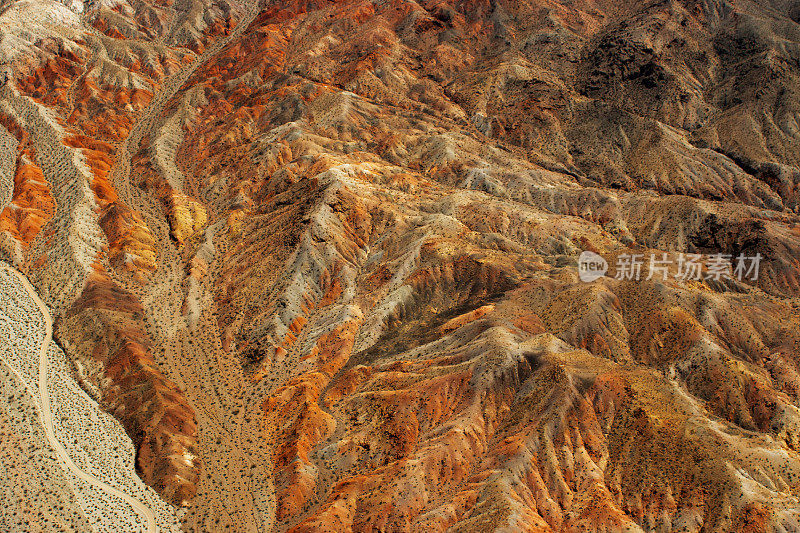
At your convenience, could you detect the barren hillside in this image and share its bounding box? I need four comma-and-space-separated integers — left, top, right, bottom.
2, 0, 800, 531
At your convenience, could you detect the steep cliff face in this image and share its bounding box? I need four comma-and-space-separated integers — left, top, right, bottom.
3, 0, 800, 531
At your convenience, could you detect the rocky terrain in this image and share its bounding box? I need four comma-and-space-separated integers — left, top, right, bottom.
2, 0, 800, 531
0, 265, 179, 532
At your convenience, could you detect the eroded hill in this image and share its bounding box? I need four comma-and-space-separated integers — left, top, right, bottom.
2, 0, 800, 531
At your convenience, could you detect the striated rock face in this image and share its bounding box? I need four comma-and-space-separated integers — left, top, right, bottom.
3, 0, 800, 531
